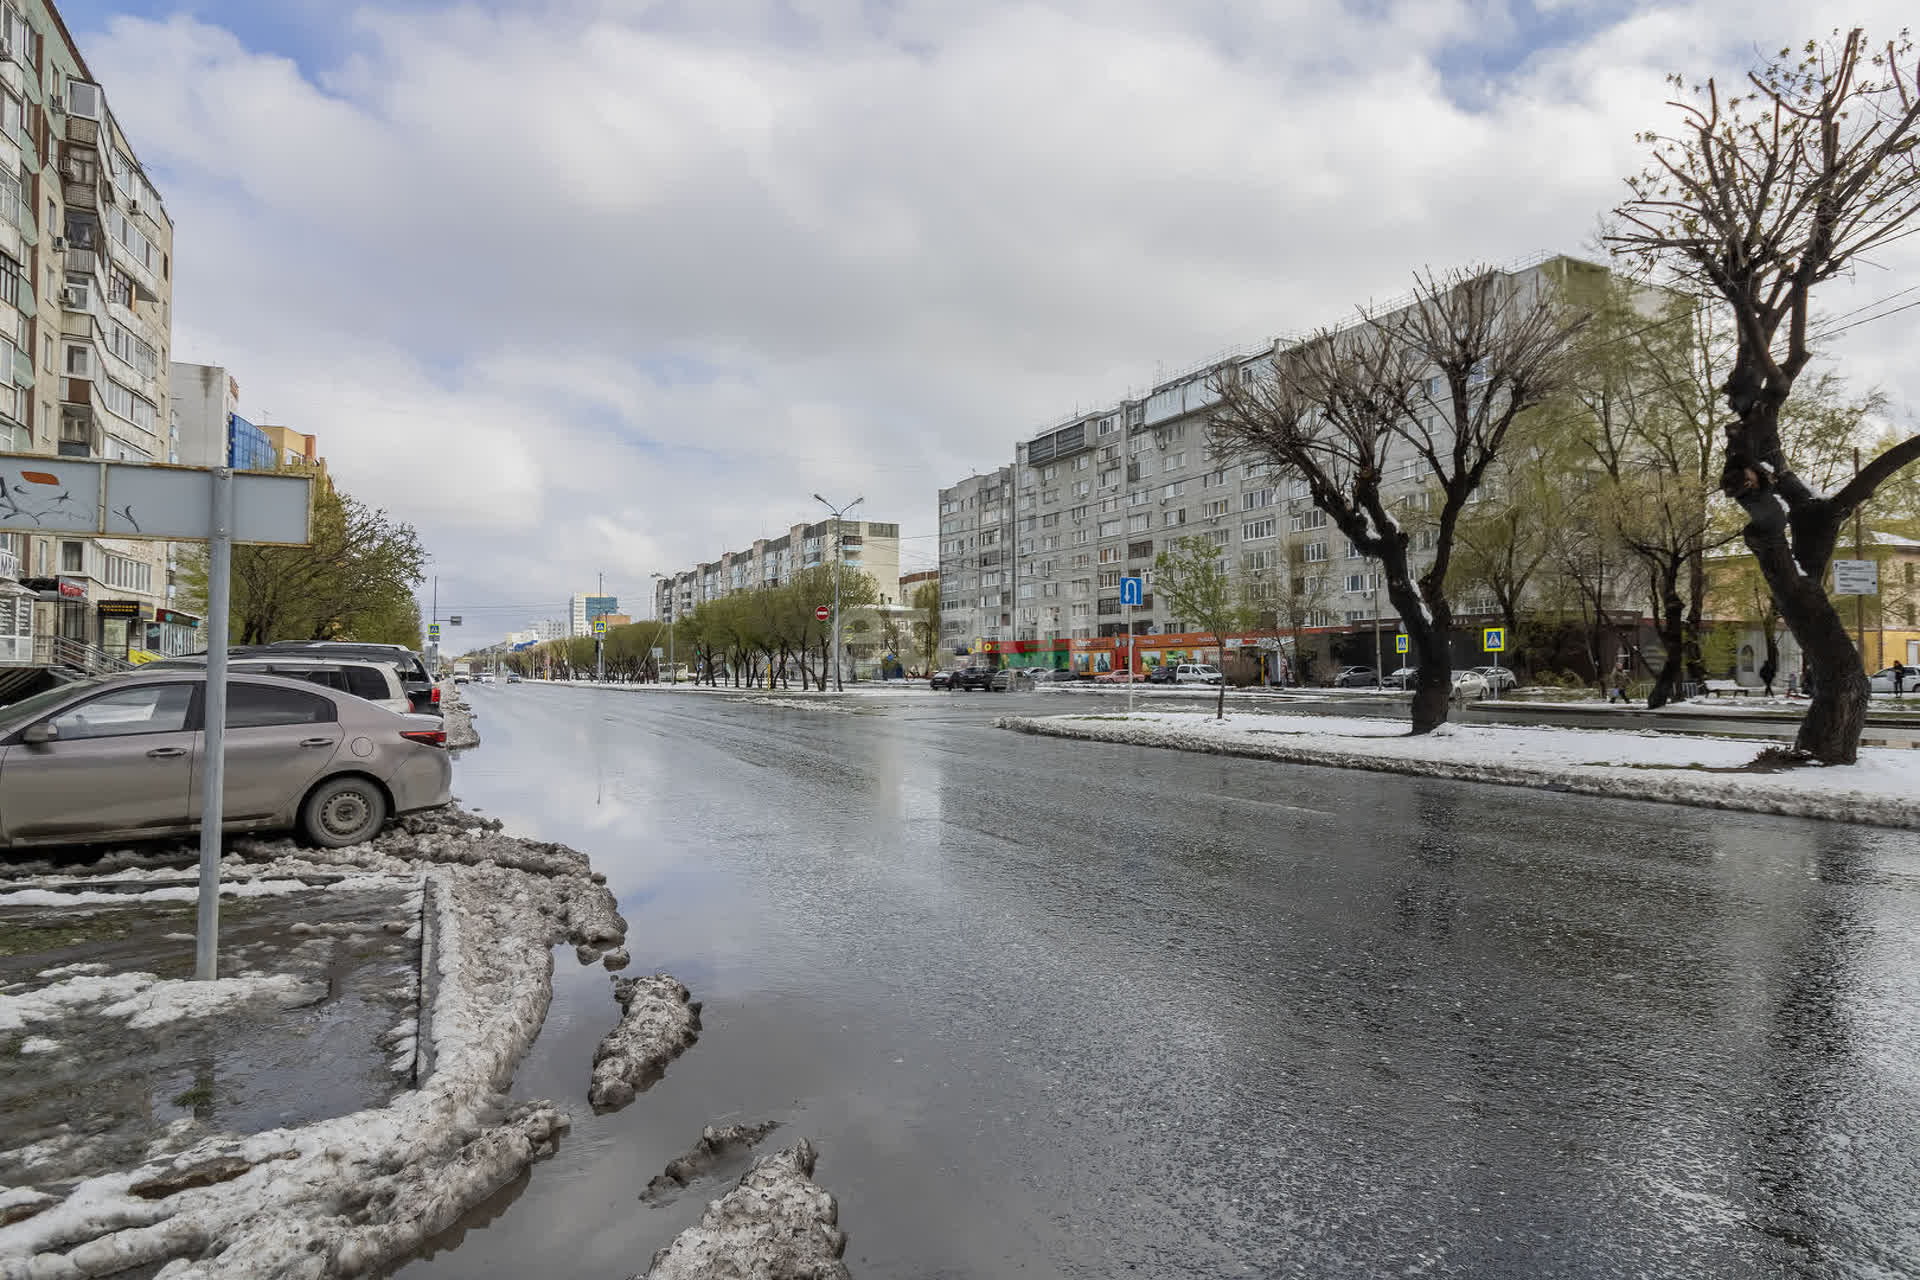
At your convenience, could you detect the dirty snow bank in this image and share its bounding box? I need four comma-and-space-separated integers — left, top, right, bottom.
589, 975, 701, 1111
641, 1122, 780, 1203
441, 684, 480, 750
997, 712, 1920, 829
640, 1140, 850, 1280
0, 970, 322, 1033
0, 807, 635, 1279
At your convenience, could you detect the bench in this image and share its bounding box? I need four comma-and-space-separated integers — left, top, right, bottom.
1703, 679, 1746, 697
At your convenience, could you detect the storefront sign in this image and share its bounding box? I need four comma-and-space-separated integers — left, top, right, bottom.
156, 609, 199, 628
96, 599, 144, 618
56, 576, 86, 599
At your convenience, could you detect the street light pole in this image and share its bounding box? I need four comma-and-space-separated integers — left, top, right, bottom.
1373, 578, 1383, 689
814, 493, 864, 692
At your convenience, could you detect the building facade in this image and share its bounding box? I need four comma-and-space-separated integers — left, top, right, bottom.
0, 0, 186, 669
569, 593, 617, 637
653, 519, 903, 624
936, 255, 1602, 673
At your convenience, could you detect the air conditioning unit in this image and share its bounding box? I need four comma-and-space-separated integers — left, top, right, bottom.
58, 286, 81, 307
49, 93, 64, 114
51, 235, 65, 251
0, 41, 12, 64
127, 198, 141, 216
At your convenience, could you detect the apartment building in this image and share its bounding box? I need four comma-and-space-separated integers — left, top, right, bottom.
169, 362, 272, 470
569, 593, 617, 637
653, 518, 903, 624
938, 255, 1598, 674
258, 421, 330, 491
0, 1, 185, 667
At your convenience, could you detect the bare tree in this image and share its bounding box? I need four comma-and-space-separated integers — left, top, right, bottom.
1211, 264, 1588, 732
1611, 27, 1920, 762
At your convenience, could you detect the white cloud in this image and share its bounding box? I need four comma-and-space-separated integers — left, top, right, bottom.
78, 0, 1920, 644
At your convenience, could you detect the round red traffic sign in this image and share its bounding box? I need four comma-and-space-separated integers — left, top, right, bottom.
816, 605, 830, 621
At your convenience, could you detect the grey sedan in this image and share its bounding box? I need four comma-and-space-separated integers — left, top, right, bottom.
0, 670, 452, 851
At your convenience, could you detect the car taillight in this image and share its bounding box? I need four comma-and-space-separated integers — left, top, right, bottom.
430, 684, 442, 704
400, 728, 446, 748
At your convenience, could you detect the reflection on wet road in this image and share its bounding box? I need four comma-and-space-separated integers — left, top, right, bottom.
401, 686, 1920, 1278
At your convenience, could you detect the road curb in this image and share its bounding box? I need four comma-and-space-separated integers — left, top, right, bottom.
993, 715, 1920, 831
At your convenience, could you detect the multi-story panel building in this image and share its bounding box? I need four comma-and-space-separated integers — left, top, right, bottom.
940, 255, 1603, 673
0, 0, 184, 668
569, 594, 618, 637
653, 519, 903, 625
934, 468, 1011, 657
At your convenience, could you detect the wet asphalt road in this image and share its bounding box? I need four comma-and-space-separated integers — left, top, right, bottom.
400, 685, 1920, 1279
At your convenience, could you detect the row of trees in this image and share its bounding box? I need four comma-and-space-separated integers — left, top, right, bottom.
505, 565, 946, 689
1184, 28, 1920, 763
180, 483, 427, 648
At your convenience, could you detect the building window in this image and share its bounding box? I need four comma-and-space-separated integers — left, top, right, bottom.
1243, 519, 1276, 541
1163, 509, 1187, 528
1128, 513, 1150, 533
60, 540, 83, 573
0, 253, 16, 308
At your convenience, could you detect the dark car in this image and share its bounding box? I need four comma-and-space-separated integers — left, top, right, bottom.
1033, 668, 1081, 683
1145, 664, 1178, 684
933, 665, 1006, 691
256, 642, 441, 717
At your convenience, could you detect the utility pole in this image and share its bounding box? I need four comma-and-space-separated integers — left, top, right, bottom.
1372, 578, 1383, 689
815, 493, 864, 692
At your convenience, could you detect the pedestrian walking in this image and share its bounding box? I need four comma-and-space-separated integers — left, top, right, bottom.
1894, 658, 1907, 696
1760, 658, 1775, 697
1609, 669, 1629, 704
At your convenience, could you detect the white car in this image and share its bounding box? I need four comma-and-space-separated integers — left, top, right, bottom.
1474, 665, 1518, 691
1450, 670, 1489, 700
1384, 665, 1418, 689
146, 655, 411, 715
1173, 663, 1224, 685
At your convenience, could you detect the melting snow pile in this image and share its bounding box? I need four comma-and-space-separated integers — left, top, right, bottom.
641, 1122, 781, 1203
589, 974, 702, 1111
997, 711, 1920, 828
639, 1140, 851, 1280
0, 807, 634, 1279
441, 684, 480, 750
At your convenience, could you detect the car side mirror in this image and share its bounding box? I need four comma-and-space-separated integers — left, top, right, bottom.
20, 721, 56, 745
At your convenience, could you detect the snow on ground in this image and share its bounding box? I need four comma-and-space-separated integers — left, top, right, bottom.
998, 711, 1920, 829
642, 1140, 851, 1280
0, 873, 399, 908
441, 684, 480, 750
0, 808, 640, 1279
0, 971, 321, 1034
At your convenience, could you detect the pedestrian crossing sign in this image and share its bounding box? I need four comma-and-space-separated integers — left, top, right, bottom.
1395, 634, 1408, 654
1483, 627, 1505, 652
592, 618, 607, 636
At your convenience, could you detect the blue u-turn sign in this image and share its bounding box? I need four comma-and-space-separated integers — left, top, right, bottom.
1119, 576, 1144, 606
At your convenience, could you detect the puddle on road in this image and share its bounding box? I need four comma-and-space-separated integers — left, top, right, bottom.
0, 886, 421, 1193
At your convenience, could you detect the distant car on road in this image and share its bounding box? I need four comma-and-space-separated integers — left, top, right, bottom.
1033, 668, 1081, 683
0, 669, 451, 850
1382, 665, 1418, 690
932, 665, 1007, 691
1451, 670, 1490, 700
1332, 666, 1378, 688
1144, 664, 1178, 684
506, 673, 523, 684
1173, 663, 1224, 686
1473, 665, 1518, 691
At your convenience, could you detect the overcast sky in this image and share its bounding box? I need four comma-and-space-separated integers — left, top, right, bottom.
57, 0, 1920, 646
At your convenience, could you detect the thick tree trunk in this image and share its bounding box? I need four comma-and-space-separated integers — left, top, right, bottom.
1747, 525, 1869, 762
1646, 564, 1687, 710
1684, 550, 1707, 685
1385, 573, 1451, 734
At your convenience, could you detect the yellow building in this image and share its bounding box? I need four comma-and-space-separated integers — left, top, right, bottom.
259, 422, 330, 490
1710, 530, 1920, 683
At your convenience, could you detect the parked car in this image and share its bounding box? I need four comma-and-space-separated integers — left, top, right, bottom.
1173, 663, 1224, 686
1332, 666, 1378, 688
1034, 668, 1082, 683
932, 665, 1007, 691
1382, 665, 1418, 690
1144, 664, 1179, 684
0, 670, 451, 850
144, 655, 410, 715
1474, 665, 1518, 691
1451, 670, 1490, 700
256, 642, 441, 717
1093, 668, 1138, 684
1867, 667, 1919, 694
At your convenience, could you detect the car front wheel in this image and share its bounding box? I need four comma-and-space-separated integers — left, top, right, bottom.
300, 775, 389, 848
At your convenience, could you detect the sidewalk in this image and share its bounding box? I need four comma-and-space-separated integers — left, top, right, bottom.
996, 710, 1920, 829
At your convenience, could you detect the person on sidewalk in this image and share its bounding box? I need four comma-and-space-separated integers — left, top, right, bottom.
1609, 669, 1629, 704
1760, 658, 1776, 697
1894, 659, 1907, 696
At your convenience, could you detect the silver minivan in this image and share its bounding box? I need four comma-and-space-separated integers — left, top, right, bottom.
0, 670, 451, 849
1173, 663, 1224, 685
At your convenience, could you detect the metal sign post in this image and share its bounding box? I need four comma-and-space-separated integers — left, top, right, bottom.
196, 469, 233, 981
1120, 576, 1143, 715
0, 453, 311, 981
1483, 626, 1505, 701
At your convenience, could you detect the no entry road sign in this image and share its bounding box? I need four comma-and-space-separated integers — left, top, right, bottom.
816, 604, 831, 621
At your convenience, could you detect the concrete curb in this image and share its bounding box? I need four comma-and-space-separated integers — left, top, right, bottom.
993, 715, 1920, 831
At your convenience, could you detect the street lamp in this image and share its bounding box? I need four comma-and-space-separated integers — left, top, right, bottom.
1372, 577, 1383, 690
814, 493, 864, 691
